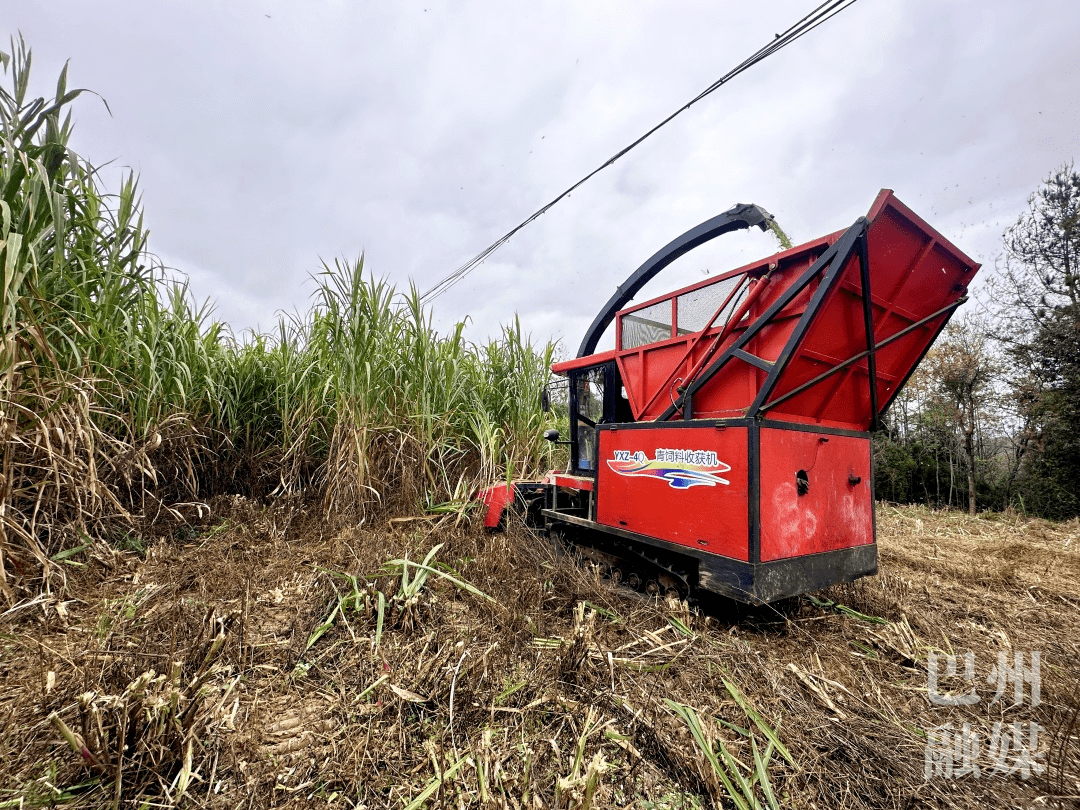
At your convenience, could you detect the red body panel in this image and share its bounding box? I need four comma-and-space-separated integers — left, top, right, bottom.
552, 349, 620, 375
477, 482, 514, 529
758, 428, 874, 561
596, 426, 749, 560
551, 473, 594, 491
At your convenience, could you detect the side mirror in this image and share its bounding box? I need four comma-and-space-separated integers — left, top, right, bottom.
541, 389, 551, 413
543, 428, 560, 443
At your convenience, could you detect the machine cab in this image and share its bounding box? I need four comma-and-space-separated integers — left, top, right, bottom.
559, 359, 634, 476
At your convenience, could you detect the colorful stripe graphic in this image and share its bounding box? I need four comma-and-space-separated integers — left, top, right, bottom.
606, 458, 731, 489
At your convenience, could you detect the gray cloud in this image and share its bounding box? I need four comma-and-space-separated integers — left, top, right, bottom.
8, 0, 1079, 351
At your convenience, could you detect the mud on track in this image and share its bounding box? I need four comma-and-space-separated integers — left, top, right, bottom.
2, 501, 1078, 808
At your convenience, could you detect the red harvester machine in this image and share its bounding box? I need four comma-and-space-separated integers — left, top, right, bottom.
480, 190, 980, 604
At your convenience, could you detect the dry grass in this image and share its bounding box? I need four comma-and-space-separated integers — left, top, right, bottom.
1, 502, 1077, 809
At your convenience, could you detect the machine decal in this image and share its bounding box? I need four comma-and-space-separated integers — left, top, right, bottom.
607, 449, 731, 489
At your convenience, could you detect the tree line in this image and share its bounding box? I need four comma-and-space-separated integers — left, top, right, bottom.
874, 163, 1080, 519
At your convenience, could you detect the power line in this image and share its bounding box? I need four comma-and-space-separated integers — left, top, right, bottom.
421, 0, 862, 304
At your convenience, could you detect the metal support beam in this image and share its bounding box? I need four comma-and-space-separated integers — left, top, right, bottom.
732, 348, 774, 371
857, 230, 880, 431
745, 220, 866, 417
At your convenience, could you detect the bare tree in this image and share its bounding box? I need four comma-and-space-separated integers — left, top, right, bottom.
921, 315, 999, 514
990, 162, 1080, 349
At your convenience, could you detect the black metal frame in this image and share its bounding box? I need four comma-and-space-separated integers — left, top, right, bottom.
748, 419, 761, 566
576, 203, 774, 358
660, 217, 870, 422
857, 230, 880, 431
542, 506, 878, 604
567, 361, 631, 475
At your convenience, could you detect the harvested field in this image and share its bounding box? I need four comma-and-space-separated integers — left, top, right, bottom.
2, 502, 1078, 809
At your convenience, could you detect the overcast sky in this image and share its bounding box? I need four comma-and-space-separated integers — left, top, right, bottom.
7, 1, 1080, 352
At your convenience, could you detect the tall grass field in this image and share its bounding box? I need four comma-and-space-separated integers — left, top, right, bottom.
0, 38, 555, 602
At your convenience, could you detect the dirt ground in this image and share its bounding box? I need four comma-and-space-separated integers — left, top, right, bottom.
2, 500, 1078, 809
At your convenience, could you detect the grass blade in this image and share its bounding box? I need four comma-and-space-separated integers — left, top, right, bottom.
720, 676, 795, 768
374, 591, 386, 648
403, 754, 468, 810
663, 699, 750, 810
753, 737, 780, 810
384, 560, 495, 603
306, 600, 340, 650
